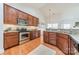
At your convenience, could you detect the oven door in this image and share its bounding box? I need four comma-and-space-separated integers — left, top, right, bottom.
20, 32, 30, 41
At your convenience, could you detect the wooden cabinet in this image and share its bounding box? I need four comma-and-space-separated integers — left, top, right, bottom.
32, 17, 39, 26
28, 14, 33, 26
43, 31, 56, 45
18, 11, 28, 20
43, 31, 49, 43
28, 15, 39, 26
30, 30, 40, 40
43, 31, 77, 55
48, 32, 56, 45
38, 30, 40, 37
69, 36, 79, 55
4, 32, 19, 49
69, 38, 75, 55
57, 33, 69, 55
4, 4, 39, 26
4, 4, 18, 25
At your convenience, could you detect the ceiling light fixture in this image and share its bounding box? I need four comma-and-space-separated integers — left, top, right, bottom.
48, 9, 55, 24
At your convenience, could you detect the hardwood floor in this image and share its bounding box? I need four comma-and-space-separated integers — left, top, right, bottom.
3, 38, 41, 55
2, 38, 64, 55
43, 43, 65, 55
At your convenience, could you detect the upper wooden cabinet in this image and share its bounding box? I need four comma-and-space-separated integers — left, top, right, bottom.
18, 11, 28, 20
28, 14, 33, 26
32, 17, 39, 26
4, 4, 39, 26
4, 4, 18, 25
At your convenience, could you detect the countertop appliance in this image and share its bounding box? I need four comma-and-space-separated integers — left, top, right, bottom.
17, 18, 28, 26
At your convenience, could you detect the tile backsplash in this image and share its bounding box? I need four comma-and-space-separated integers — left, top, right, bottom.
4, 24, 38, 32
3, 24, 18, 31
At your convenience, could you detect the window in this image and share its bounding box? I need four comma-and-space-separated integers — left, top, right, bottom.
47, 23, 58, 29
63, 24, 71, 29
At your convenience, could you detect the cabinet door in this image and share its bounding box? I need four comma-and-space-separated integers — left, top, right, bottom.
37, 30, 40, 38
43, 31, 49, 43
18, 11, 28, 19
33, 17, 39, 26
38, 30, 40, 37
4, 32, 19, 49
28, 14, 33, 26
57, 33, 69, 55
69, 37, 75, 55
4, 4, 18, 24
48, 32, 56, 45
33, 31, 36, 39
30, 31, 35, 40
57, 37, 69, 54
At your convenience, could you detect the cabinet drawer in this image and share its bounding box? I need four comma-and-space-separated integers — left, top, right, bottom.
4, 32, 19, 36
48, 32, 56, 38
4, 36, 19, 49
57, 33, 69, 39
4, 32, 19, 49
48, 32, 56, 35
49, 39, 56, 45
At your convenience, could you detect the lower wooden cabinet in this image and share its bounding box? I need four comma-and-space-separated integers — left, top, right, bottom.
48, 32, 56, 45
69, 38, 75, 55
30, 30, 40, 40
43, 31, 49, 43
43, 31, 56, 45
43, 31, 76, 55
4, 32, 19, 49
57, 33, 69, 55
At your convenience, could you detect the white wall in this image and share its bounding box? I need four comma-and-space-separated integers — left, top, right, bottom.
44, 5, 79, 28
59, 6, 79, 28
6, 3, 45, 24
0, 3, 4, 53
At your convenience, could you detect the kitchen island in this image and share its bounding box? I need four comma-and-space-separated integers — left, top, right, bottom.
43, 30, 79, 55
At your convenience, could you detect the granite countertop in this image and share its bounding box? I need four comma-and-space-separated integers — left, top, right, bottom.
69, 34, 79, 44
45, 30, 79, 44
4, 31, 19, 33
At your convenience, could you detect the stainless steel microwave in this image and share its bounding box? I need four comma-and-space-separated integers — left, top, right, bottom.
17, 18, 28, 26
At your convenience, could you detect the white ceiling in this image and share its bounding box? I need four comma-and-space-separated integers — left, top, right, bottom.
9, 3, 79, 17
17, 3, 46, 9
21, 3, 79, 17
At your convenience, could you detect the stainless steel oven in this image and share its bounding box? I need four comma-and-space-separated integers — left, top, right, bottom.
19, 32, 30, 42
